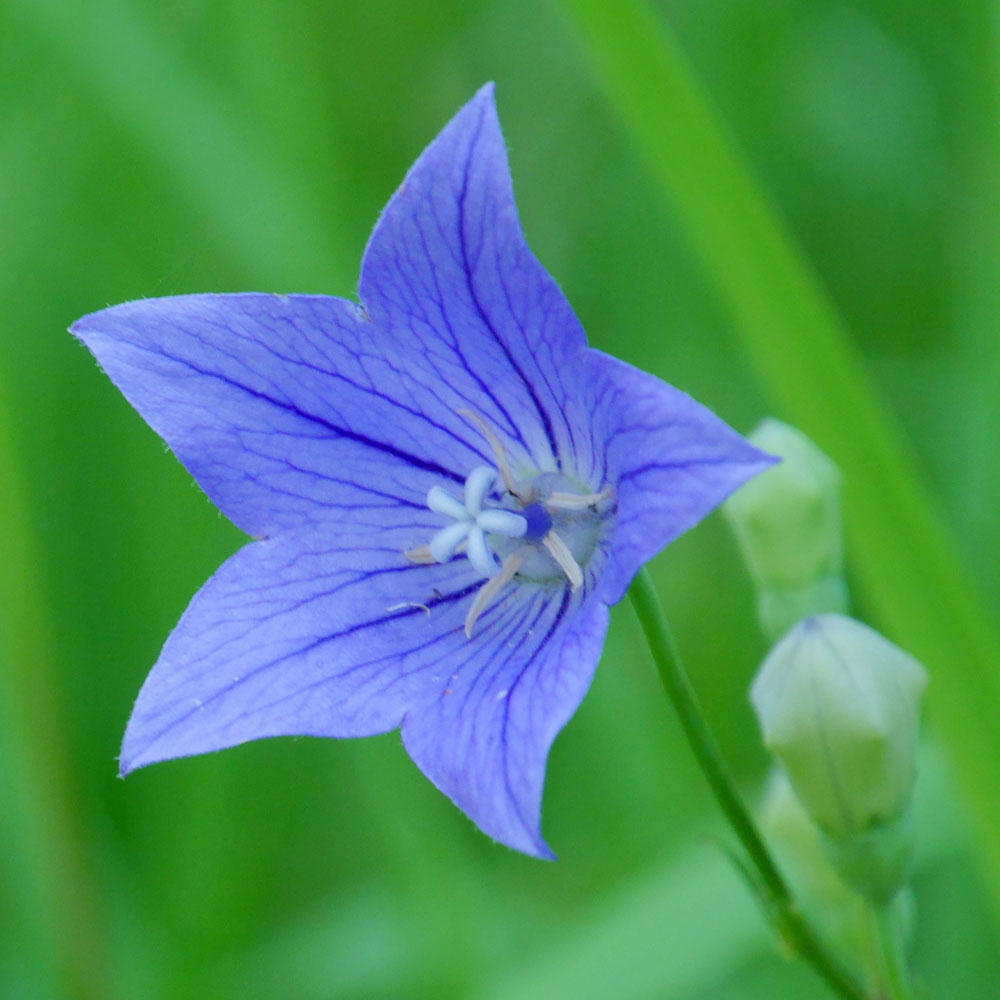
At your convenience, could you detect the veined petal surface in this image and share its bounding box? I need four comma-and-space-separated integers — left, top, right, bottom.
589, 351, 776, 604
360, 83, 599, 484
402, 587, 609, 857
122, 523, 607, 857
120, 523, 467, 771
72, 294, 499, 538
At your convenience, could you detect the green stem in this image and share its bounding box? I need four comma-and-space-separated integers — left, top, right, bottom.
0, 375, 110, 999
869, 902, 913, 1000
629, 568, 868, 1000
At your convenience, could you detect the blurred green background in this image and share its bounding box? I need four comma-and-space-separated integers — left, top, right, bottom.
2, 0, 998, 997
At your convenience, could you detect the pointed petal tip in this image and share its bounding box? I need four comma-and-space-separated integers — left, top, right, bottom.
471, 80, 497, 104
70, 299, 150, 353
117, 752, 140, 779
730, 440, 782, 484
119, 718, 177, 778
528, 839, 557, 862
720, 444, 783, 508
439, 81, 500, 142
732, 434, 781, 470
69, 297, 140, 333
69, 310, 101, 343
487, 817, 555, 861
746, 446, 783, 485
118, 737, 151, 778
119, 735, 204, 779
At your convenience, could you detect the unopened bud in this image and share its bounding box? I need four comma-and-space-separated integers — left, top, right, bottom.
819, 811, 916, 905
724, 419, 847, 639
751, 614, 928, 901
760, 770, 915, 962
759, 770, 870, 961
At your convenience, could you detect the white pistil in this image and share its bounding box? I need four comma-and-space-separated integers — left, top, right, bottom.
424, 465, 527, 578
465, 526, 496, 577
463, 465, 496, 515
541, 530, 583, 591
476, 509, 527, 534
427, 485, 467, 520
429, 521, 471, 564
465, 549, 527, 639
458, 408, 523, 499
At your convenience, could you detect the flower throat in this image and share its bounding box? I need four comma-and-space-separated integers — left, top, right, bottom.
407, 410, 613, 638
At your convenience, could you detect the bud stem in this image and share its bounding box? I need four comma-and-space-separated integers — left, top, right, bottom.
869, 901, 914, 1000
629, 568, 868, 1000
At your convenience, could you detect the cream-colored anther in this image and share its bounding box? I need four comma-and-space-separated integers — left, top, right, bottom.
404, 545, 437, 565
546, 487, 612, 511
541, 530, 583, 591
465, 549, 528, 639
458, 408, 523, 499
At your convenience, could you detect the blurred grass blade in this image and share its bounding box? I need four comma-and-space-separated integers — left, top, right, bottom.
947, 10, 1000, 595
11, 0, 351, 290
484, 845, 768, 1000
0, 378, 110, 1000
561, 0, 1000, 903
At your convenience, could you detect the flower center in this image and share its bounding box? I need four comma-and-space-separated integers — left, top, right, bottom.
519, 502, 553, 542
405, 412, 613, 638
492, 471, 606, 585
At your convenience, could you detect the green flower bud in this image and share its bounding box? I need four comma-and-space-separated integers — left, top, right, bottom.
759, 770, 870, 955
818, 810, 916, 905
751, 614, 928, 900
724, 419, 847, 639
760, 771, 915, 970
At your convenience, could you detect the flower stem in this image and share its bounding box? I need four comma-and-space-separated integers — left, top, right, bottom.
628, 567, 868, 1000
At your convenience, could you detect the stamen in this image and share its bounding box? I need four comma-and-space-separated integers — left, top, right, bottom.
404, 545, 437, 564
406, 540, 468, 564
465, 549, 527, 639
458, 408, 523, 498
542, 530, 584, 591
386, 601, 431, 615
546, 487, 612, 511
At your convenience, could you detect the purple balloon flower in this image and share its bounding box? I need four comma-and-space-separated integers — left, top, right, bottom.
73, 84, 772, 857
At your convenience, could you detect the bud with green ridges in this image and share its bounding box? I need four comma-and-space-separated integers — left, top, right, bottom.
750, 613, 928, 902
724, 419, 847, 640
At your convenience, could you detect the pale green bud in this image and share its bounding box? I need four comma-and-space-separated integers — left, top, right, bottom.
724, 419, 847, 639
759, 770, 870, 960
760, 771, 915, 966
751, 614, 928, 899
819, 810, 916, 905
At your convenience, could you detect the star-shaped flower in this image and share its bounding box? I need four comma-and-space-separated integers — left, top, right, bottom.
73, 84, 772, 857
